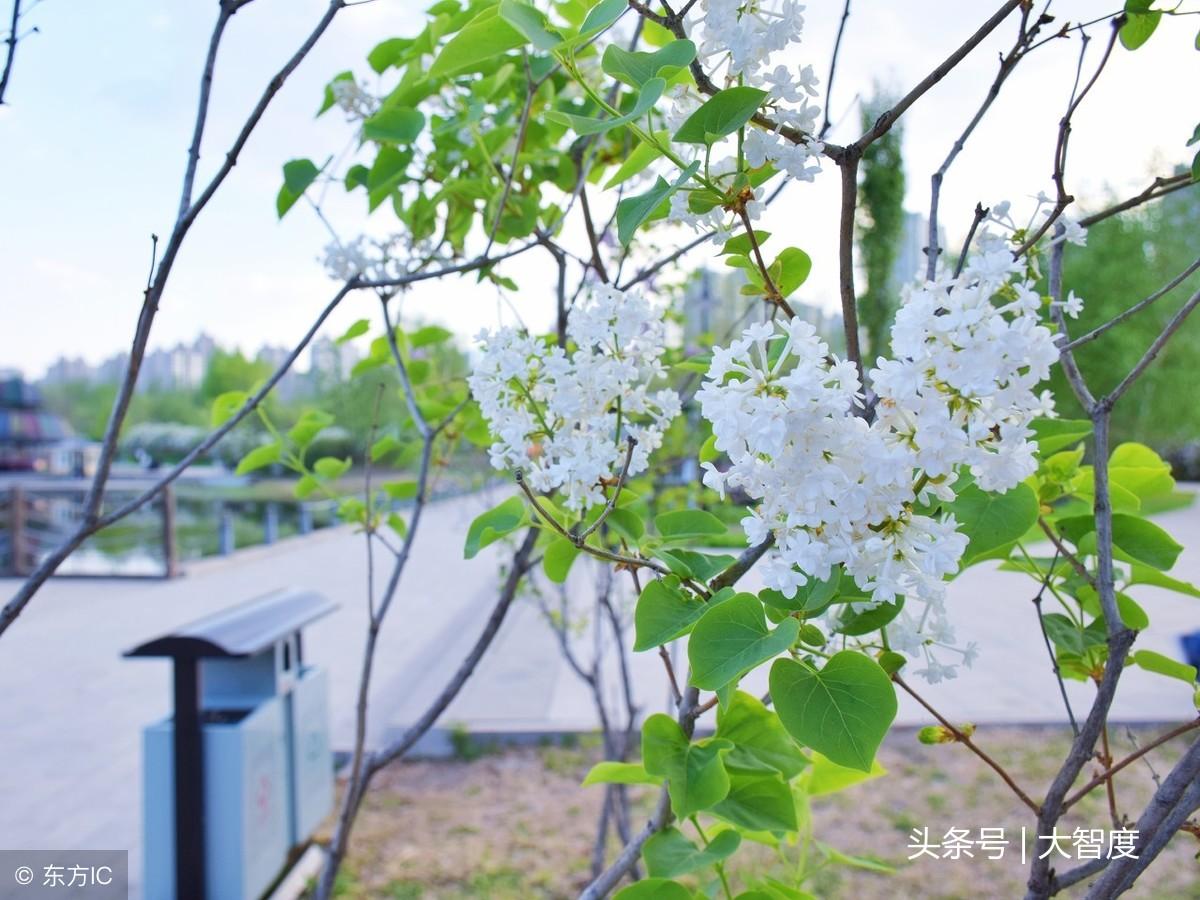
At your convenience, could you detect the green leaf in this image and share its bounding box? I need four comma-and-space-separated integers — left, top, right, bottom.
581, 761, 662, 787
804, 752, 886, 797
313, 456, 351, 480
711, 772, 798, 833
771, 247, 812, 298
498, 0, 563, 50
289, 409, 334, 448
336, 319, 370, 344
1108, 442, 1175, 499
381, 480, 418, 501
1031, 417, 1092, 456
615, 161, 700, 245
759, 573, 839, 618
409, 324, 454, 348
577, 0, 626, 38
1127, 565, 1200, 599
833, 598, 904, 636
655, 508, 727, 541
294, 474, 319, 500
642, 713, 732, 818
634, 579, 728, 651
716, 691, 808, 778
948, 482, 1038, 565
543, 536, 580, 583
1120, 0, 1161, 51
601, 39, 697, 87
429, 7, 526, 78
1131, 649, 1197, 683
210, 390, 247, 427
614, 880, 692, 900
673, 86, 767, 144
363, 106, 425, 144
548, 77, 666, 136
276, 158, 320, 218
464, 495, 526, 559
688, 594, 800, 690
236, 442, 281, 476
770, 652, 897, 772
644, 827, 741, 879
721, 230, 770, 256
1113, 515, 1182, 570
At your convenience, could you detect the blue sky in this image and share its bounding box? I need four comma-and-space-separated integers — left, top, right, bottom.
2, 0, 1197, 378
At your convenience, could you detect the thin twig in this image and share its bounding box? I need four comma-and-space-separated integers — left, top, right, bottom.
1063, 719, 1200, 812
1103, 287, 1200, 409
893, 675, 1040, 814
819, 0, 852, 140
0, 0, 23, 105
1062, 256, 1200, 352
1029, 549, 1079, 736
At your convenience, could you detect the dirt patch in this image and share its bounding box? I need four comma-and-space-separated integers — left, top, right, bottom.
324, 727, 1200, 899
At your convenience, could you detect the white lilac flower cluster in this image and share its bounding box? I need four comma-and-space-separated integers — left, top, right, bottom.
697, 227, 1064, 680
662, 0, 824, 236
321, 233, 452, 283
468, 285, 682, 512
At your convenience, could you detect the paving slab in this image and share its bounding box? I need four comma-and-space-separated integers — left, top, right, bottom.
1, 489, 1198, 897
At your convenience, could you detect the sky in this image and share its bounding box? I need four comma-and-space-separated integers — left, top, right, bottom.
1, 0, 1197, 379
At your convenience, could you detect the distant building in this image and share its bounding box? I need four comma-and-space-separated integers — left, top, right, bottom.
308, 336, 360, 381
683, 267, 833, 352
0, 377, 95, 474
41, 334, 217, 391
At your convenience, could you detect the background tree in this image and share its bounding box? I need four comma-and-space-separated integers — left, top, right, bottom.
1050, 181, 1200, 450
857, 86, 906, 363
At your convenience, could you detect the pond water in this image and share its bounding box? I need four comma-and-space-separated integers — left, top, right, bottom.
2, 489, 338, 577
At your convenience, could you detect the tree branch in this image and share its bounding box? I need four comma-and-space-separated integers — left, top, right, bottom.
894, 675, 1040, 814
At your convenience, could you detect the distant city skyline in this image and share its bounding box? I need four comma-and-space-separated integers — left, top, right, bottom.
33, 332, 359, 392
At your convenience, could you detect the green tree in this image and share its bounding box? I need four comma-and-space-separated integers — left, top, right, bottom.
199, 349, 273, 403
1050, 182, 1200, 449
857, 88, 907, 363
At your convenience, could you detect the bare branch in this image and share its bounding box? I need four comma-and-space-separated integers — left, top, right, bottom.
818, 0, 852, 140
1064, 719, 1200, 813
894, 675, 1041, 814
926, 3, 1042, 277
1015, 19, 1121, 258
837, 156, 865, 379
1102, 286, 1200, 409
1078, 173, 1195, 229
853, 0, 1024, 152
0, 0, 23, 105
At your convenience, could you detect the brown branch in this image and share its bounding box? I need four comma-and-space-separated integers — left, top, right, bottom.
1077, 738, 1200, 897
894, 675, 1041, 814
1015, 18, 1121, 258
927, 4, 1041, 278
1063, 719, 1200, 812
1037, 517, 1095, 587
737, 204, 796, 318
1102, 287, 1200, 409
1078, 173, 1195, 229
837, 156, 865, 381
853, 0, 1024, 152
818, 0, 852, 140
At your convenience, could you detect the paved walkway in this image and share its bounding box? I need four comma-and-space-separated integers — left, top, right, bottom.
1, 489, 1199, 896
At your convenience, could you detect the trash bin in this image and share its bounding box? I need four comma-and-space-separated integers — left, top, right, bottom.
126, 588, 337, 900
